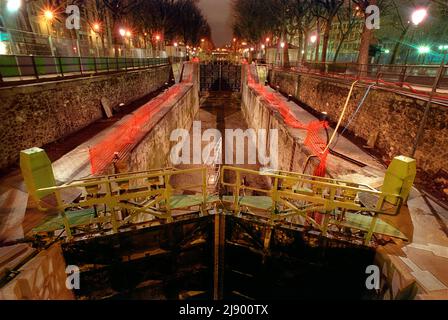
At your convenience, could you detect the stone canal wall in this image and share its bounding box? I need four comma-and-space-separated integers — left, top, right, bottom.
269, 70, 448, 177
125, 63, 199, 172
0, 65, 171, 171
241, 70, 320, 175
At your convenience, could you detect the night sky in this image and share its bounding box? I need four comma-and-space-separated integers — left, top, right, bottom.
198, 0, 233, 47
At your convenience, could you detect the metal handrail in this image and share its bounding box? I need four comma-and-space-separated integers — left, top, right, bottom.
267, 60, 448, 93
0, 54, 171, 85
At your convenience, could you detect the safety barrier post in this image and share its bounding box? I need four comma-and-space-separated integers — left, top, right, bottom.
321, 187, 336, 236
164, 173, 173, 222
78, 56, 83, 76
105, 180, 119, 234
202, 168, 208, 215
31, 56, 39, 79
57, 57, 64, 77
233, 171, 241, 215
399, 65, 408, 87
271, 177, 280, 222
376, 65, 382, 85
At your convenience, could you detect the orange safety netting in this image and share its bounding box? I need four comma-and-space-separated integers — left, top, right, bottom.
89, 84, 183, 175
246, 67, 329, 177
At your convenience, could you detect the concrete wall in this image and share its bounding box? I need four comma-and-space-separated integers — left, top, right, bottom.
241, 71, 320, 175
123, 63, 200, 172
0, 244, 74, 300
269, 70, 448, 176
0, 65, 171, 171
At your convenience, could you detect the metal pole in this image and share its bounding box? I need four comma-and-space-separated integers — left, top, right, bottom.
411, 51, 447, 157
46, 23, 55, 56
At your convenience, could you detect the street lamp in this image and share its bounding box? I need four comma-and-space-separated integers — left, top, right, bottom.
418, 46, 430, 54
403, 8, 428, 65
418, 45, 430, 63
91, 22, 102, 56
119, 28, 126, 37
44, 10, 54, 21
411, 8, 427, 26
43, 9, 55, 56
7, 0, 22, 12
310, 35, 317, 44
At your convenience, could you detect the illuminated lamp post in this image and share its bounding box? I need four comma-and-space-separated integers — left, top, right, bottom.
403, 8, 428, 65
155, 34, 161, 57
2, 0, 23, 54
43, 9, 56, 56
174, 42, 178, 59
91, 22, 102, 57
119, 28, 127, 57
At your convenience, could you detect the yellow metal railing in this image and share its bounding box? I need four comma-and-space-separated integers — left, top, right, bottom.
28, 155, 415, 245
220, 166, 405, 245
35, 167, 210, 240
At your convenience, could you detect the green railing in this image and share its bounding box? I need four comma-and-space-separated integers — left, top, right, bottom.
0, 55, 171, 85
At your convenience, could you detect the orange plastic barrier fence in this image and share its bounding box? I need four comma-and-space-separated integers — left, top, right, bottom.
247, 67, 329, 177
89, 84, 183, 174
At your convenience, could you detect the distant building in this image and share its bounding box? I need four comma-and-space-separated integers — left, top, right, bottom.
0, 0, 152, 57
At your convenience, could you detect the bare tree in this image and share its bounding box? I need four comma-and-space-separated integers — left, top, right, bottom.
312, 0, 344, 63
332, 1, 361, 62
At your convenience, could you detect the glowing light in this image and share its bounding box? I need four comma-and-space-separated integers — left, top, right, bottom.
119, 28, 126, 37
7, 0, 22, 12
0, 42, 7, 55
201, 39, 205, 42
310, 35, 317, 43
384, 49, 390, 54
126, 31, 131, 37
411, 8, 427, 26
250, 47, 254, 51
418, 46, 430, 54
266, 37, 270, 43
261, 44, 265, 49
280, 42, 285, 48
93, 23, 100, 31
438, 45, 448, 50
174, 42, 178, 47
44, 9, 54, 21
155, 35, 161, 41
233, 38, 237, 42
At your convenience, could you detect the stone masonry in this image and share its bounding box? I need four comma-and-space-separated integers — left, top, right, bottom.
270, 70, 448, 177
0, 65, 171, 171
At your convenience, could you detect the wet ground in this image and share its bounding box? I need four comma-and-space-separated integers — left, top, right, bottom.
171, 91, 271, 195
